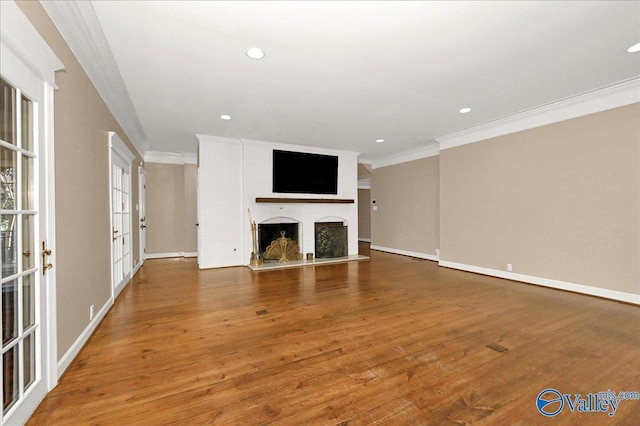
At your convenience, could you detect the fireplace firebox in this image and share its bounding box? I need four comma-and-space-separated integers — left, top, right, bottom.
315, 222, 348, 258
258, 222, 300, 261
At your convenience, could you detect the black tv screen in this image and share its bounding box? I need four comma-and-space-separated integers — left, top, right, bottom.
272, 150, 338, 195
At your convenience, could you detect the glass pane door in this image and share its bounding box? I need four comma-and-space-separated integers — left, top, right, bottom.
111, 151, 131, 293
1, 78, 40, 416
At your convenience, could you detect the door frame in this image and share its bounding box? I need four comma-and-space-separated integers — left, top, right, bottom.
0, 1, 63, 423
108, 132, 134, 299
138, 165, 146, 266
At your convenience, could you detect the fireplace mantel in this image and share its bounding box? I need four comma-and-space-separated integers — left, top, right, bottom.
256, 197, 354, 204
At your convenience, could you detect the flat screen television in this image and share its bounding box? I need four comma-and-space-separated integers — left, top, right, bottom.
272, 149, 338, 195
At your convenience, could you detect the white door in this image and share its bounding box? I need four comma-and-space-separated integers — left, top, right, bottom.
138, 166, 146, 265
1, 3, 63, 424
109, 133, 133, 299
1, 80, 53, 424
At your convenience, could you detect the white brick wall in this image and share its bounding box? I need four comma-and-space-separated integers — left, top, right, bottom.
197, 135, 359, 268
197, 136, 244, 268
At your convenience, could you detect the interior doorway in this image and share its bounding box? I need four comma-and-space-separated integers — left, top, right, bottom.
109, 132, 134, 298
138, 166, 146, 266
0, 2, 63, 421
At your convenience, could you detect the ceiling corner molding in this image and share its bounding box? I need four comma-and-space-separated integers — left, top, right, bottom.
144, 151, 192, 165
371, 142, 440, 170
437, 78, 640, 151
358, 178, 371, 190
196, 134, 242, 145
0, 1, 64, 87
41, 0, 146, 157
183, 152, 197, 165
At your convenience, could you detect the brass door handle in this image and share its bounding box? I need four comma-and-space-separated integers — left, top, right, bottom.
23, 250, 31, 257
42, 241, 53, 275
140, 225, 146, 229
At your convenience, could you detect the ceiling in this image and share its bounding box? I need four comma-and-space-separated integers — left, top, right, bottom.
44, 1, 640, 162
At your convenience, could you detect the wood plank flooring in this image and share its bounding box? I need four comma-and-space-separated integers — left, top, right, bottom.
27, 249, 640, 425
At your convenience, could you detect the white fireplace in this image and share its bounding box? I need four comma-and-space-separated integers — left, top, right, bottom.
197, 135, 359, 269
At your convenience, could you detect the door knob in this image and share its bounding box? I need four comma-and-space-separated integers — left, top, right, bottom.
140, 224, 146, 229
42, 241, 53, 275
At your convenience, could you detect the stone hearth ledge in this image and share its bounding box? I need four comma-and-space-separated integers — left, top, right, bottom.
247, 254, 369, 271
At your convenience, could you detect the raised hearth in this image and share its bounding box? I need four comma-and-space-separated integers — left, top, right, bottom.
246, 254, 369, 271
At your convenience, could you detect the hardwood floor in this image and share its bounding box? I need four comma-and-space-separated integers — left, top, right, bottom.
27, 250, 640, 425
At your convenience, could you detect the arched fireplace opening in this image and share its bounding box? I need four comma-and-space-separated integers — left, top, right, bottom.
258, 219, 301, 262
315, 218, 348, 258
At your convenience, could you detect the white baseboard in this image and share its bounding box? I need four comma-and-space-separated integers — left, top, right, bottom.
370, 245, 439, 262
439, 260, 640, 305
146, 252, 186, 259
132, 260, 142, 276
146, 252, 198, 259
57, 297, 112, 378
113, 275, 128, 299
358, 238, 371, 243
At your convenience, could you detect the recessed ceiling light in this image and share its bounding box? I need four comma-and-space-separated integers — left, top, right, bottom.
459, 107, 472, 114
627, 42, 640, 53
376, 139, 384, 143
246, 47, 265, 59
220, 114, 231, 120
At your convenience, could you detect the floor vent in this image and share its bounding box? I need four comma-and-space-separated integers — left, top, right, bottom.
487, 343, 508, 352
256, 309, 268, 316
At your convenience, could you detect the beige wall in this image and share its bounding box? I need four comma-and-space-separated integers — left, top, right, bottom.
371, 155, 440, 256
17, 1, 143, 358
358, 189, 371, 240
440, 103, 640, 295
145, 162, 197, 255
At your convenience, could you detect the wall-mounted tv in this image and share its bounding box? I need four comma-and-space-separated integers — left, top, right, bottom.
272, 149, 338, 195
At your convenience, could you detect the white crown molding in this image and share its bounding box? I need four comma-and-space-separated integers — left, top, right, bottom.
371, 143, 440, 169
144, 151, 196, 165
195, 134, 241, 145
183, 152, 197, 165
0, 1, 64, 87
358, 177, 371, 189
437, 78, 640, 151
240, 137, 361, 157
41, 0, 146, 158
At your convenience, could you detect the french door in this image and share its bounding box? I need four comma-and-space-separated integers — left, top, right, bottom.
1, 2, 62, 423
110, 133, 133, 298
1, 78, 52, 424
138, 166, 146, 265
